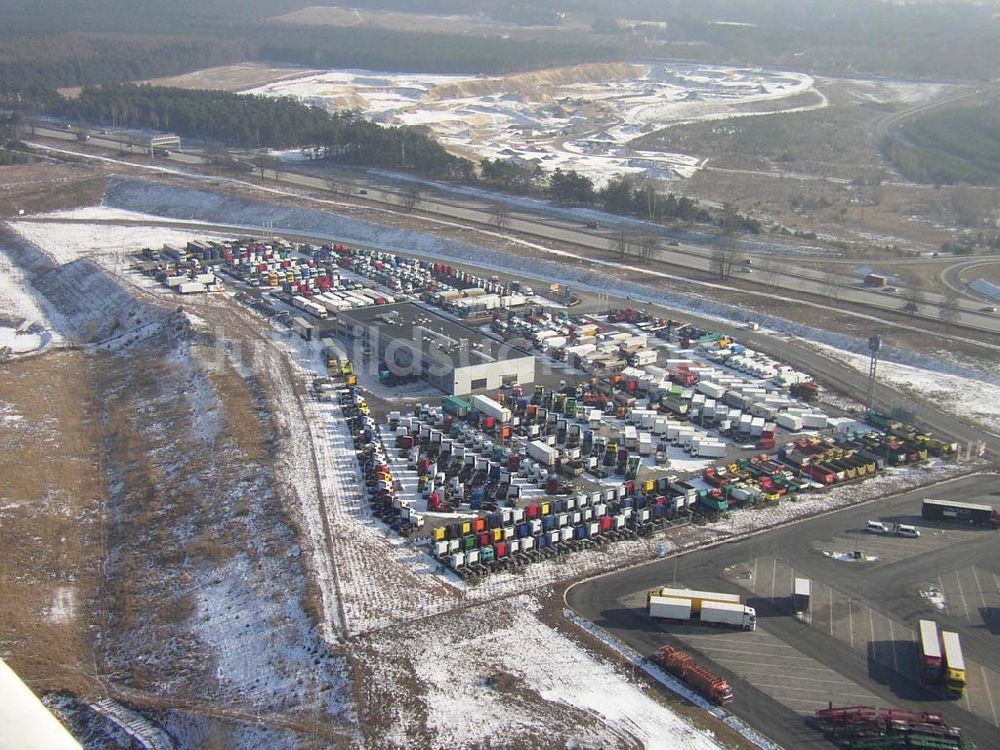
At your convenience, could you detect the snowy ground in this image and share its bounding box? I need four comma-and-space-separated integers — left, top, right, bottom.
806, 340, 1000, 432
9, 213, 231, 266
246, 62, 821, 185
0, 242, 62, 355
397, 595, 725, 750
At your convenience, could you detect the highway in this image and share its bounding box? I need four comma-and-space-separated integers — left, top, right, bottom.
567, 476, 1000, 750
26, 125, 1000, 335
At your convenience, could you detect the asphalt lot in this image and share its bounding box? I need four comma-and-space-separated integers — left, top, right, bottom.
567, 474, 1000, 750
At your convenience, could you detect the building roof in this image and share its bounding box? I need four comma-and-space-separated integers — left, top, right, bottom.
336, 302, 532, 369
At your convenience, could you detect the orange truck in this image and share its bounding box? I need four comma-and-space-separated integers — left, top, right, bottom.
654, 645, 734, 705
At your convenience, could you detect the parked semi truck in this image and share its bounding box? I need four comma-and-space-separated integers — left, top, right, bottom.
922, 498, 1000, 528
647, 587, 756, 631
941, 630, 966, 699
653, 645, 734, 704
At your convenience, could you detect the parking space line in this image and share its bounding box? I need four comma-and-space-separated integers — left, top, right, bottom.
679, 646, 815, 663
758, 683, 875, 700
888, 617, 898, 673
770, 558, 777, 599
848, 598, 855, 650
981, 665, 999, 727
746, 672, 871, 687
829, 585, 834, 637
699, 656, 818, 671
954, 570, 971, 618
869, 608, 876, 661
972, 567, 988, 610
751, 556, 758, 593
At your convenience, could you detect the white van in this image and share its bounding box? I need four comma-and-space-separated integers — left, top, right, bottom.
895, 524, 920, 538
865, 521, 889, 535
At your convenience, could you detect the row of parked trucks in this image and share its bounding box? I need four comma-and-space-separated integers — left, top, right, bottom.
919, 619, 967, 698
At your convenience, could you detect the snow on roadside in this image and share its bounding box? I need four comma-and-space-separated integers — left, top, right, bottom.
806, 340, 1000, 430
388, 595, 725, 750
9, 215, 230, 266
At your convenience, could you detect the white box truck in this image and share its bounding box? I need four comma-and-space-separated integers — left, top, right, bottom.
527, 440, 558, 467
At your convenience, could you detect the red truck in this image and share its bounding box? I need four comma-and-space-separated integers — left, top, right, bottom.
668, 367, 698, 387
654, 645, 733, 705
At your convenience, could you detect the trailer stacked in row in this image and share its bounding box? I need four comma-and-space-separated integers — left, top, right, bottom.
814, 706, 973, 750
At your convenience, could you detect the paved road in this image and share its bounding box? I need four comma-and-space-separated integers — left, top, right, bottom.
27, 125, 1000, 334
567, 475, 1000, 750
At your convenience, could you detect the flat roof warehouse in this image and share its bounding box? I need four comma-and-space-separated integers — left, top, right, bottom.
330, 302, 535, 395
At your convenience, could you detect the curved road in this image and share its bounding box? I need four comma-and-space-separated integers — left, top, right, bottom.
567, 476, 1000, 750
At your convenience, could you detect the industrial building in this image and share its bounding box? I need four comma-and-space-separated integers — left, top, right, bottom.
331, 302, 535, 395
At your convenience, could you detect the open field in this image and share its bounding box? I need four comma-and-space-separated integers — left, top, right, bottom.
139, 62, 316, 92
267, 4, 594, 38
0, 350, 104, 696
0, 163, 106, 218
246, 61, 819, 185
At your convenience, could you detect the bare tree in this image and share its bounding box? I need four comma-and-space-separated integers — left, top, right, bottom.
402, 185, 421, 213
901, 286, 925, 319
940, 291, 960, 331
824, 271, 842, 303
711, 243, 739, 281
492, 202, 510, 230
761, 257, 781, 291
614, 226, 637, 259
636, 232, 658, 261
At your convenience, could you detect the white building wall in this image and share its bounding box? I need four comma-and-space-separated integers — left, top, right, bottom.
451, 356, 535, 395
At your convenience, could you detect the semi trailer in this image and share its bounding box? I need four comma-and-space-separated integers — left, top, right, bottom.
921, 498, 1000, 528
647, 587, 756, 631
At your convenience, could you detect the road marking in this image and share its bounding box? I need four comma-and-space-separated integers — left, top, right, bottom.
981, 664, 999, 727
770, 558, 778, 599
745, 673, 873, 687
972, 567, 988, 610
869, 607, 877, 661
888, 617, 898, 673
939, 575, 950, 616
848, 598, 855, 650
829, 585, 834, 637
953, 570, 971, 618
752, 556, 758, 593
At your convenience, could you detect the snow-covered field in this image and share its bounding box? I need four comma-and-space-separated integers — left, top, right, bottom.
402, 595, 725, 750
9, 211, 230, 266
247, 63, 821, 184
807, 340, 1000, 431
0, 244, 62, 355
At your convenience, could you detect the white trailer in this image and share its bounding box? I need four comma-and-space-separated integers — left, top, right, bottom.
777, 413, 803, 431
697, 380, 726, 399
802, 413, 829, 429
471, 394, 512, 423
701, 601, 757, 631
638, 432, 653, 456
527, 440, 558, 467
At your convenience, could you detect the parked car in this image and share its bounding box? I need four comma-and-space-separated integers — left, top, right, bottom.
865, 520, 889, 535
895, 524, 920, 538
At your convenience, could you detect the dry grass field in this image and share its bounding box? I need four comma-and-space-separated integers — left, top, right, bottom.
0, 350, 105, 696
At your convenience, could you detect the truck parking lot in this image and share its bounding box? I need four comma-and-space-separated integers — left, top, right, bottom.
568, 475, 1000, 750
